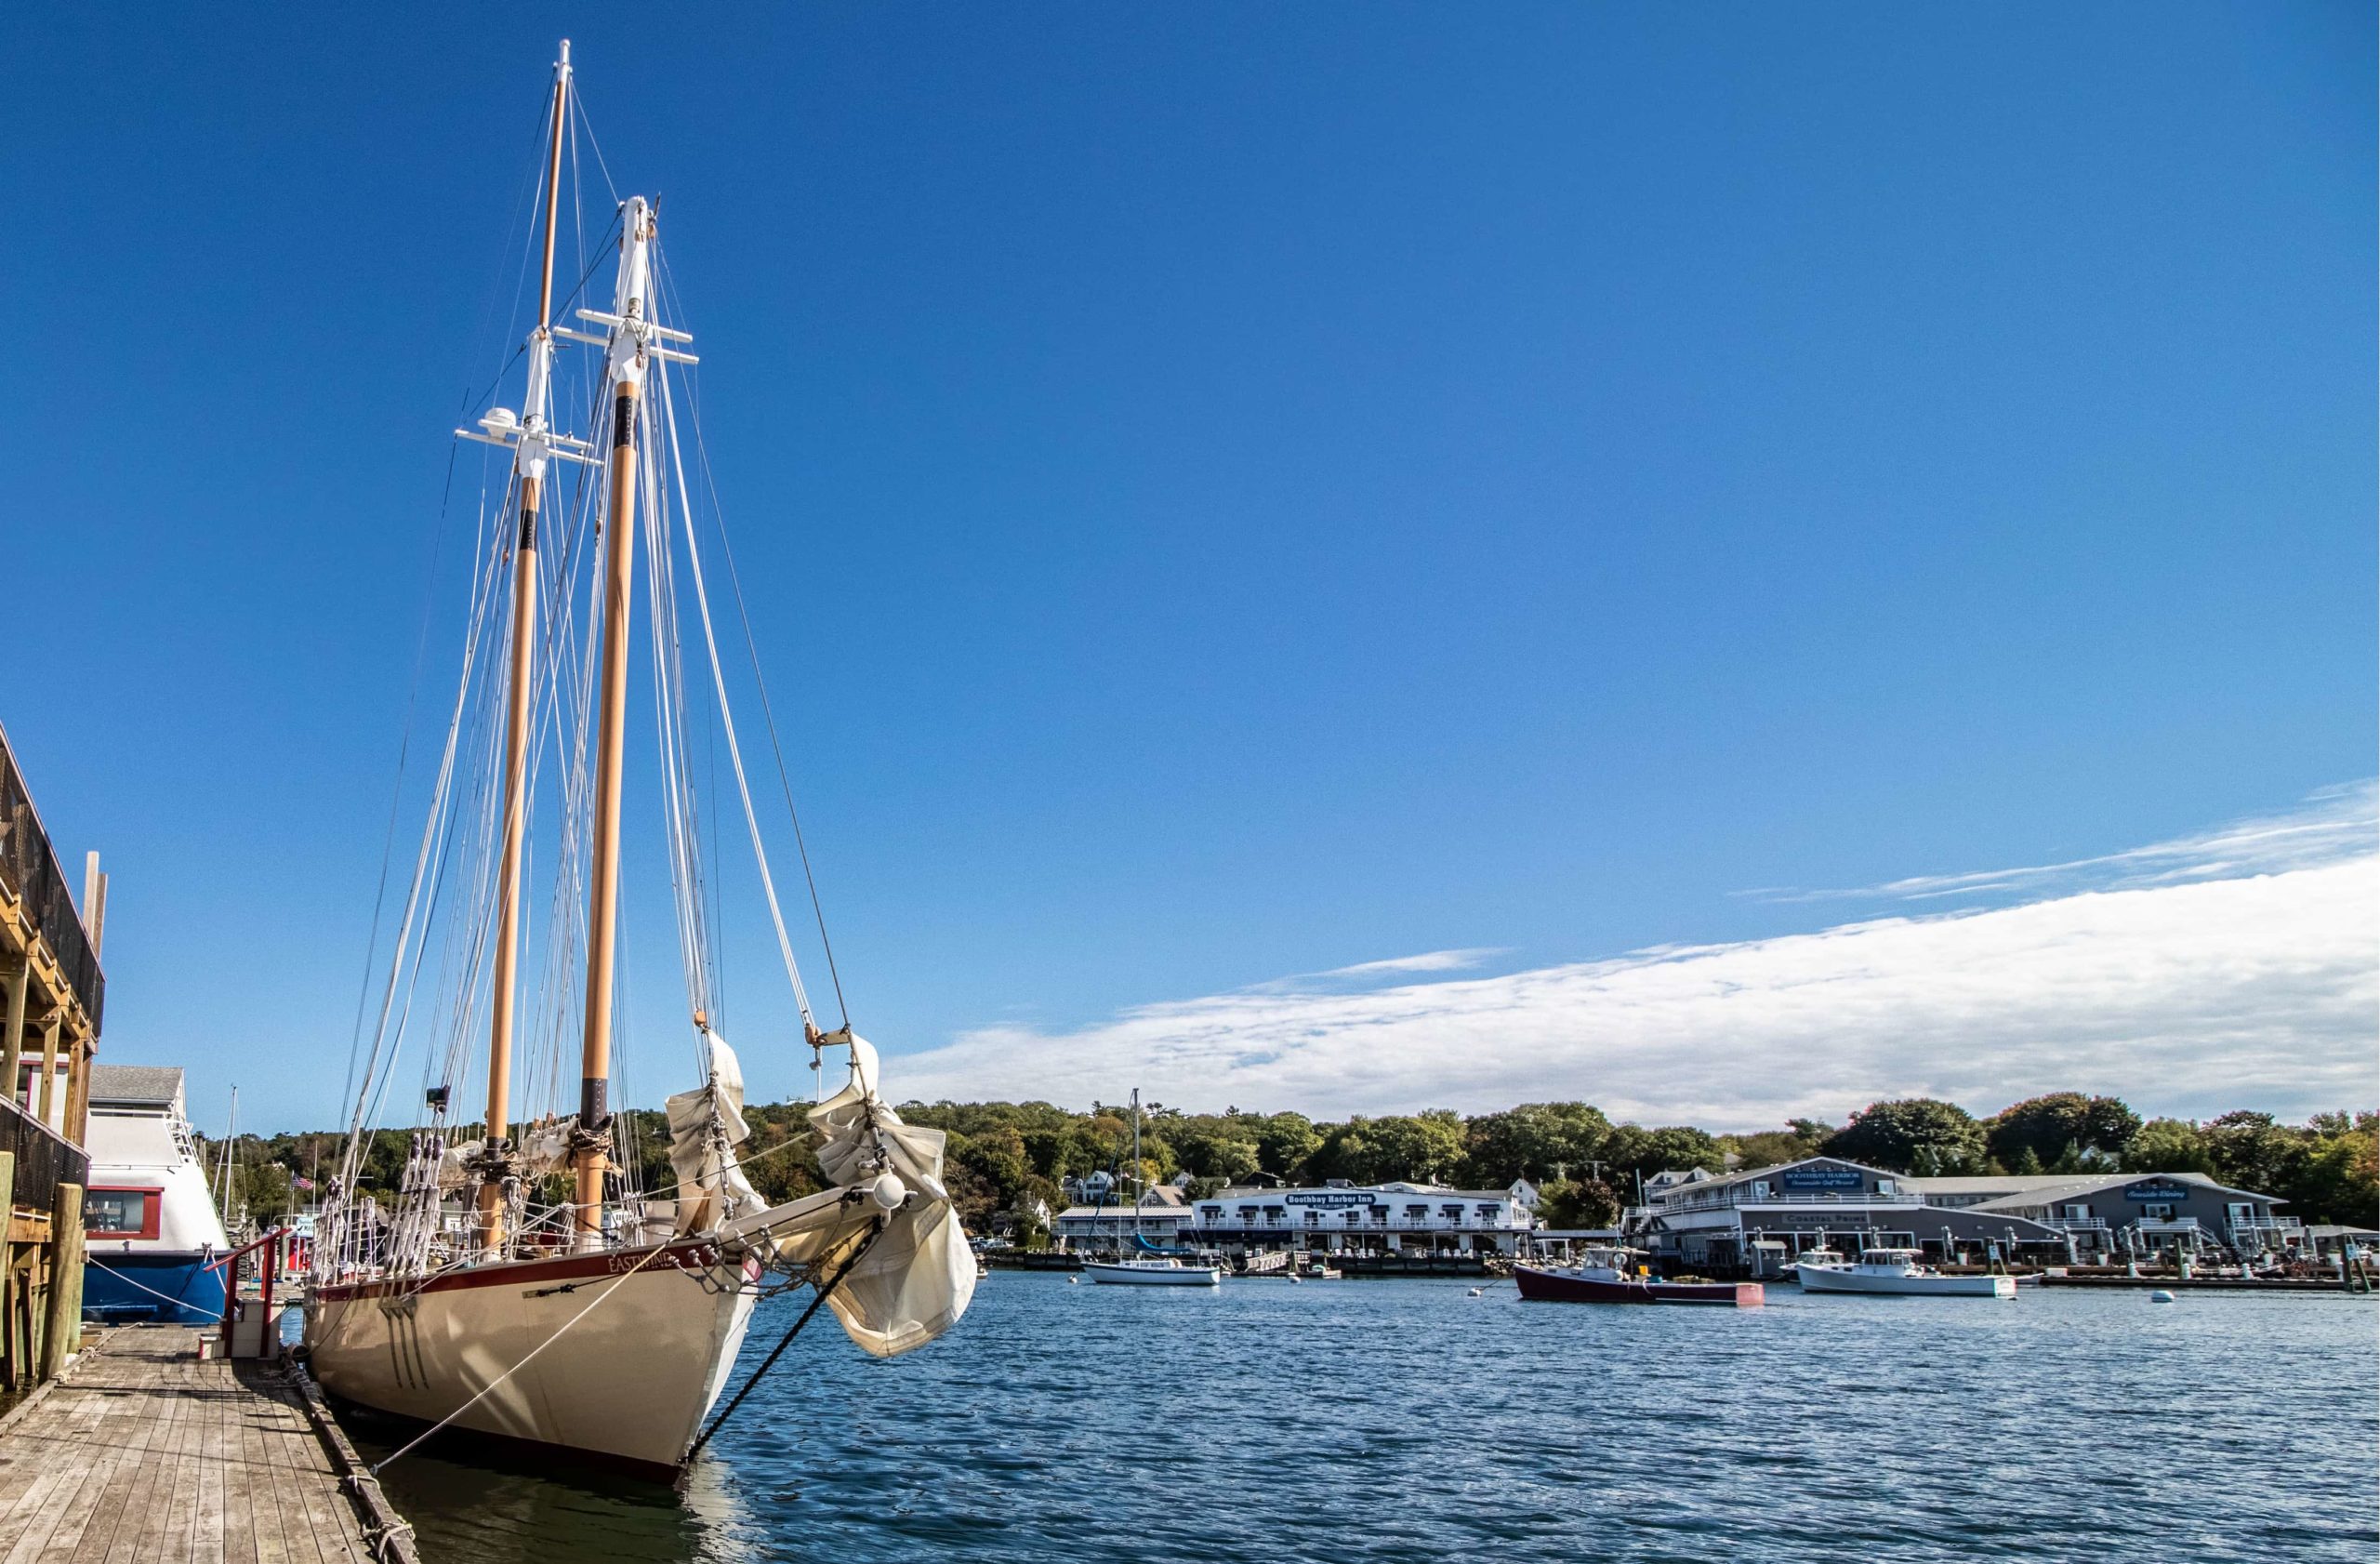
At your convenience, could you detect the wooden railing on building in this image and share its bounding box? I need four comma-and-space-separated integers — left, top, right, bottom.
0, 730, 105, 1032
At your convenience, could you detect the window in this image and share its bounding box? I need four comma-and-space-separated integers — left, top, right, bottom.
86, 1188, 159, 1240
1876, 1179, 1897, 1196
1305, 1213, 1321, 1227
2143, 1203, 2175, 1221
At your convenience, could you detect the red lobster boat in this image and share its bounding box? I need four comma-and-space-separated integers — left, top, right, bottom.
1515, 1249, 1763, 1307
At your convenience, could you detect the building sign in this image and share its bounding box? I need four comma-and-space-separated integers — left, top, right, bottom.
1779, 1166, 1867, 1192
1285, 1191, 1381, 1209
2123, 1180, 2193, 1202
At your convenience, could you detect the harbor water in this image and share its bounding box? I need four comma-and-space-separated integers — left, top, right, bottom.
353, 1273, 2380, 1563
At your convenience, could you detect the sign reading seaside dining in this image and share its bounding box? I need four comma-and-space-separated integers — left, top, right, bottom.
2123, 1180, 2194, 1202
1779, 1167, 1867, 1191
1285, 1192, 1381, 1210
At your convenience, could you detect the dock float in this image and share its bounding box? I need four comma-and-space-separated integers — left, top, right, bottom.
0, 1323, 418, 1563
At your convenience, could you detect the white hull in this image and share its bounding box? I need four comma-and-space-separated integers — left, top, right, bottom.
305, 1239, 760, 1474
1082, 1261, 1222, 1287
1797, 1266, 2016, 1298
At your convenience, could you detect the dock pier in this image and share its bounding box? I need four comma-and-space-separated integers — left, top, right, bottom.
0, 1323, 417, 1563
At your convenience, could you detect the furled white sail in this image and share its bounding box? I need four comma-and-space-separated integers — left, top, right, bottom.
666, 1030, 762, 1233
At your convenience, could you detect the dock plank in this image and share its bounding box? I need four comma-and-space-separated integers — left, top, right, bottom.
0, 1329, 379, 1564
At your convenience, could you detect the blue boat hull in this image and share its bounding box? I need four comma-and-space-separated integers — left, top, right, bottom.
83, 1251, 226, 1324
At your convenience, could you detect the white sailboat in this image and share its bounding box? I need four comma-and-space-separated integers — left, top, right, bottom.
304, 43, 974, 1477
1081, 1091, 1221, 1287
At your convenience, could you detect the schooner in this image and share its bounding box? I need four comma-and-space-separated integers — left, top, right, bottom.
305, 42, 974, 1476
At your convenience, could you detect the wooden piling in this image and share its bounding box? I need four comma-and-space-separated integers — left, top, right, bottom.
39, 1183, 79, 1378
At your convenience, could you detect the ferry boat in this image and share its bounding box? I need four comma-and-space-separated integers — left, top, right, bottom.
1515, 1247, 1764, 1307
80, 1066, 231, 1325
1795, 1247, 2017, 1298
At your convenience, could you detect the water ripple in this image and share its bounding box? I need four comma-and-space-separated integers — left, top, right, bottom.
358, 1277, 2380, 1563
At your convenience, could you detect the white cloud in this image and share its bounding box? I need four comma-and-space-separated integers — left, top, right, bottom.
891, 788, 2380, 1128
1752, 781, 2377, 906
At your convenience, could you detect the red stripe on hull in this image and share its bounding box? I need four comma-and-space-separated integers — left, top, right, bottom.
312, 1239, 743, 1303
1514, 1266, 1763, 1307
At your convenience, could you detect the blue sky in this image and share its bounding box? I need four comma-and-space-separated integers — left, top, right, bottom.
7, 7, 2373, 1133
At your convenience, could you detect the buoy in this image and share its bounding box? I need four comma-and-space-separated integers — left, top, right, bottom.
2149, 1290, 2175, 1304
1467, 1288, 1484, 1297
1068, 1276, 1079, 1285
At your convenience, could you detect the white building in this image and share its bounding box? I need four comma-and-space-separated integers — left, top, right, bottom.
1053, 1184, 1197, 1250
1189, 1180, 1540, 1256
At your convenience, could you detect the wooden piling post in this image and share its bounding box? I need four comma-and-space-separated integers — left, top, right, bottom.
0, 1152, 13, 1389
39, 1184, 80, 1379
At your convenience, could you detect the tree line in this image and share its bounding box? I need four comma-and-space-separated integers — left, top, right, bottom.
198, 1091, 2376, 1238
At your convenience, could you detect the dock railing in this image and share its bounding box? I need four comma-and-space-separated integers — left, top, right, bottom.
0, 1092, 89, 1218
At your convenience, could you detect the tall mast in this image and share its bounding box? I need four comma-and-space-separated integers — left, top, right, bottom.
575, 193, 662, 1244
476, 38, 572, 1261
1131, 1089, 1142, 1245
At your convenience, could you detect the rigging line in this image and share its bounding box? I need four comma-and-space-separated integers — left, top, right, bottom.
686, 1220, 886, 1462
654, 358, 816, 1029
367, 1238, 679, 1475
340, 400, 472, 1129
658, 261, 851, 1030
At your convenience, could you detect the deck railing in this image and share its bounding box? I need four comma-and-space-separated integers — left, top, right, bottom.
0, 730, 105, 1031
0, 1093, 90, 1214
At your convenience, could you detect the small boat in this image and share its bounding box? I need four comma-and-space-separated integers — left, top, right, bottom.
1078, 1090, 1223, 1288
1796, 1247, 2016, 1298
1515, 1247, 1762, 1307
1083, 1256, 1223, 1287
80, 1066, 231, 1325
1783, 1245, 1844, 1277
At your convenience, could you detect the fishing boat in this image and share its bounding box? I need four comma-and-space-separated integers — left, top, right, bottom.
304, 42, 974, 1478
1514, 1247, 1763, 1307
79, 1066, 231, 1325
1794, 1247, 2016, 1298
1082, 1091, 1222, 1287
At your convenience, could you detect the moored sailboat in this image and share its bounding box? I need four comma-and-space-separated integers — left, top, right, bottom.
304, 43, 973, 1477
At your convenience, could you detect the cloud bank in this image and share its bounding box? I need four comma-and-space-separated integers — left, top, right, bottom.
893, 787, 2379, 1128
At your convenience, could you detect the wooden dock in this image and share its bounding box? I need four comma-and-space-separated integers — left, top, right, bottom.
0, 1324, 412, 1563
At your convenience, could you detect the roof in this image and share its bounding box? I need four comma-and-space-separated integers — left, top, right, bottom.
1911, 1171, 2284, 1208
1200, 1185, 1522, 1203
86, 1065, 184, 1107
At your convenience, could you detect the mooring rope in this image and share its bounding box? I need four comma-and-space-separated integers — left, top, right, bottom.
685, 1221, 884, 1462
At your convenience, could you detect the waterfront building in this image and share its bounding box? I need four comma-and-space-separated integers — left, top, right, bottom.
1635, 1156, 2303, 1271
1633, 1156, 2072, 1272
1188, 1179, 1540, 1256
1054, 1184, 1197, 1250
1906, 1171, 2297, 1258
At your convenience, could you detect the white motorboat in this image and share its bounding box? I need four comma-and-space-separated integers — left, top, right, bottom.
1795, 1247, 2016, 1298
1083, 1257, 1223, 1287
1783, 1245, 1844, 1277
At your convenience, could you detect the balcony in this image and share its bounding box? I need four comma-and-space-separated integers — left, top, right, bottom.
0, 730, 105, 1032
0, 1093, 89, 1223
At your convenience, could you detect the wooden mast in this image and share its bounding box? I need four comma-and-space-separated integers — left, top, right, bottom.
576, 194, 657, 1243
476, 40, 572, 1260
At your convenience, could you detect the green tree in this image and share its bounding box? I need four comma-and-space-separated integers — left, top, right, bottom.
1535, 1178, 1621, 1229
1822, 1099, 1986, 1174
1461, 1102, 1612, 1186
241, 1161, 296, 1224
1600, 1124, 1725, 1188
2124, 1117, 2214, 1174
2202, 1110, 2309, 1196
1987, 1093, 2141, 1170
1252, 1113, 1320, 1180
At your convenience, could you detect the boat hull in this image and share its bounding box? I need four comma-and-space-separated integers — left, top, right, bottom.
1082, 1261, 1222, 1286
83, 1250, 229, 1325
1797, 1267, 2016, 1297
305, 1239, 760, 1475
1515, 1266, 1763, 1306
